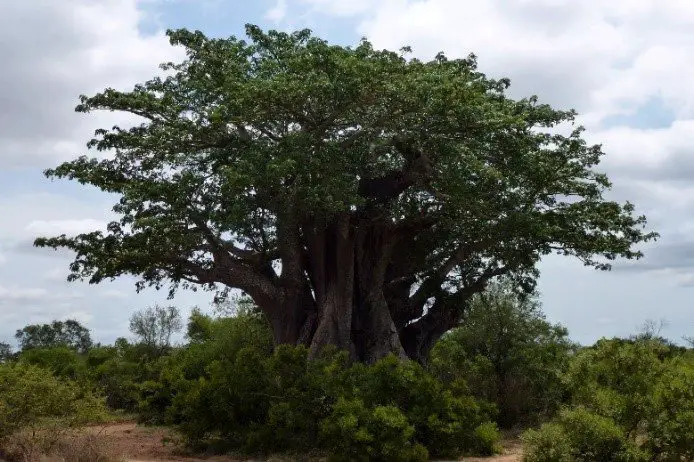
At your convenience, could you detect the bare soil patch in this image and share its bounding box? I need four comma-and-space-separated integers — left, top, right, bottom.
82, 422, 521, 462
462, 438, 522, 461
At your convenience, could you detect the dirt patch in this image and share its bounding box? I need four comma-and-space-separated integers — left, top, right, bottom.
80, 422, 225, 461
462, 439, 523, 461
83, 422, 521, 462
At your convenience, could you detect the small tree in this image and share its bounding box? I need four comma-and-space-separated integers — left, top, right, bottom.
129, 305, 183, 353
0, 342, 13, 363
0, 363, 107, 460
430, 281, 576, 426
15, 320, 92, 354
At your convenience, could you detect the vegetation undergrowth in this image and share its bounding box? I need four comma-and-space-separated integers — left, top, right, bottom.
2, 292, 693, 461
522, 337, 694, 462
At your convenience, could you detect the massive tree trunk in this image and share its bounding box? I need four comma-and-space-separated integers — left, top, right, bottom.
352, 222, 408, 362
257, 215, 414, 363
246, 212, 488, 364
305, 214, 357, 358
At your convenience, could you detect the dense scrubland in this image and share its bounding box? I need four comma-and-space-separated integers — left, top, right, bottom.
4, 24, 687, 462
1, 283, 692, 461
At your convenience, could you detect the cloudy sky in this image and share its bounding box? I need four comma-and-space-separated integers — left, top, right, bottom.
1, 0, 693, 346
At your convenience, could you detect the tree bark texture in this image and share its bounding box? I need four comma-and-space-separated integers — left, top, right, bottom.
240, 211, 484, 364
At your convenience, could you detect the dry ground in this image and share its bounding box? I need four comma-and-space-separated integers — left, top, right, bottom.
81, 422, 521, 462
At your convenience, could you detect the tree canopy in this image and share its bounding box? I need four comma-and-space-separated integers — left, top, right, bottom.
129, 304, 183, 353
15, 320, 92, 354
0, 343, 13, 363
35, 25, 656, 362
431, 280, 576, 427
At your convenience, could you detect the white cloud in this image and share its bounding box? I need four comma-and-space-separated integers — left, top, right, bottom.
298, 0, 374, 17
101, 289, 130, 299
0, 0, 185, 168
299, 0, 694, 126
0, 285, 49, 303
61, 310, 95, 325
266, 0, 288, 22
0, 1, 217, 345
0, 192, 115, 245
594, 121, 694, 176
25, 219, 107, 237
43, 267, 68, 282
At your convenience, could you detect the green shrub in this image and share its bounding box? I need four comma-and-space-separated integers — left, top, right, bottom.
91, 356, 141, 410
0, 363, 107, 459
559, 338, 694, 460
557, 407, 628, 461
472, 422, 503, 456
347, 355, 498, 458
117, 306, 499, 458
18, 346, 86, 381
320, 398, 428, 462
645, 360, 694, 460
163, 341, 496, 458
429, 281, 575, 428
522, 423, 573, 462
522, 408, 653, 462
563, 338, 667, 432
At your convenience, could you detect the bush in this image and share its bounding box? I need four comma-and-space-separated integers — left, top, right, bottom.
320, 398, 428, 462
645, 359, 694, 460
346, 355, 499, 458
160, 336, 497, 459
560, 338, 694, 460
523, 338, 694, 462
563, 338, 667, 433
522, 423, 573, 462
522, 408, 652, 462
92, 355, 141, 411
429, 281, 575, 428
472, 422, 503, 456
558, 407, 629, 461
0, 363, 107, 460
18, 346, 86, 381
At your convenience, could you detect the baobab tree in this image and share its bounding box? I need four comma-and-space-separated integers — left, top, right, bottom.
36, 26, 656, 363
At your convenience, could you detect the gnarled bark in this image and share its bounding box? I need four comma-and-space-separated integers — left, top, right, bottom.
353, 223, 407, 362
306, 214, 357, 358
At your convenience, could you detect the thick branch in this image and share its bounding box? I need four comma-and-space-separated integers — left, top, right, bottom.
409, 238, 495, 312
401, 266, 508, 363
187, 216, 281, 303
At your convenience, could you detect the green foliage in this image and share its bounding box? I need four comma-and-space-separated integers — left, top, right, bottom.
430, 280, 575, 427
564, 337, 668, 432
645, 358, 694, 460
129, 304, 183, 354
522, 423, 573, 462
138, 308, 273, 425
15, 319, 92, 354
347, 355, 499, 457
0, 363, 107, 444
91, 339, 177, 413
557, 407, 630, 461
19, 346, 86, 380
0, 342, 13, 363
523, 408, 652, 462
472, 422, 504, 456
35, 24, 655, 364
167, 345, 497, 458
137, 309, 497, 459
320, 398, 428, 462
523, 337, 694, 461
